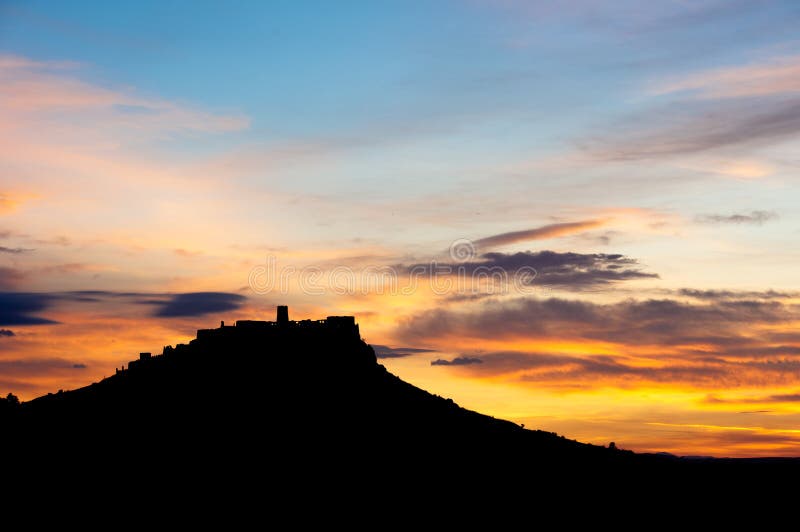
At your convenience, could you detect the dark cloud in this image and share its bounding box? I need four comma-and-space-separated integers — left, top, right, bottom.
398, 298, 800, 356
767, 393, 800, 402
0, 290, 248, 324
0, 329, 14, 336
678, 288, 796, 300
707, 392, 800, 404
0, 293, 57, 325
152, 292, 246, 317
444, 293, 501, 303
695, 211, 778, 225
423, 349, 800, 388
584, 97, 800, 160
0, 358, 90, 377
484, 351, 729, 385
482, 251, 657, 288
0, 246, 32, 254
474, 220, 603, 248
431, 356, 483, 366
403, 250, 657, 290
372, 345, 436, 359
56, 290, 166, 303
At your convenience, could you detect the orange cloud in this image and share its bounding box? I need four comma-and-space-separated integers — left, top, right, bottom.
474, 219, 606, 248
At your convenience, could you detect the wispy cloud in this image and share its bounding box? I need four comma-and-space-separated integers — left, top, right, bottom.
373, 345, 437, 359
431, 356, 483, 366
0, 54, 251, 201
0, 246, 33, 254
584, 51, 800, 161
653, 54, 800, 99
584, 97, 800, 160
695, 210, 778, 225
707, 391, 800, 404
474, 220, 605, 248
429, 350, 791, 388
0, 54, 249, 132
677, 288, 797, 300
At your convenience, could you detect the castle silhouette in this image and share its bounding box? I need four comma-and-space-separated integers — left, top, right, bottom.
125, 305, 361, 372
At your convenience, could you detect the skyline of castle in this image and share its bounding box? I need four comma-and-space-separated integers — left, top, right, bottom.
126, 306, 361, 372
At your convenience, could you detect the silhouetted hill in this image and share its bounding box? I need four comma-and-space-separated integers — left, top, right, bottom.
3, 309, 799, 500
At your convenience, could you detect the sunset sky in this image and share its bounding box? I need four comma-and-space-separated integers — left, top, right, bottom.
2, 0, 800, 457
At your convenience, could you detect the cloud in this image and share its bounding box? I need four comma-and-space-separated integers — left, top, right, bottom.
0, 55, 77, 71
0, 292, 57, 325
678, 288, 797, 300
707, 392, 800, 404
0, 54, 251, 208
0, 329, 14, 337
695, 211, 778, 225
403, 250, 658, 290
152, 292, 247, 318
474, 220, 605, 248
653, 54, 800, 100
585, 96, 800, 160
0, 358, 89, 377
396, 295, 800, 373
0, 54, 249, 132
372, 345, 436, 359
483, 251, 657, 288
445, 350, 731, 384
481, 0, 775, 37
0, 246, 33, 253
584, 50, 800, 164
0, 290, 249, 324
427, 348, 800, 388
0, 267, 26, 290
431, 356, 483, 366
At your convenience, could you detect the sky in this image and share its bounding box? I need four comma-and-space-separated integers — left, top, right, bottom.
2, 0, 800, 457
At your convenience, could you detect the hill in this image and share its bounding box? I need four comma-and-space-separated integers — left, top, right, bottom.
2, 307, 799, 496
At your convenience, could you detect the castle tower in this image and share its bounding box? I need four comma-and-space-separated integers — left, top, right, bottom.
277, 305, 289, 324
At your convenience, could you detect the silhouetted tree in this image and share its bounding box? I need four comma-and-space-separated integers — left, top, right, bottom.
0, 393, 20, 414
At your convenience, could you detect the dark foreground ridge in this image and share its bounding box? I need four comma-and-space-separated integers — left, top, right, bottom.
2, 306, 799, 497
